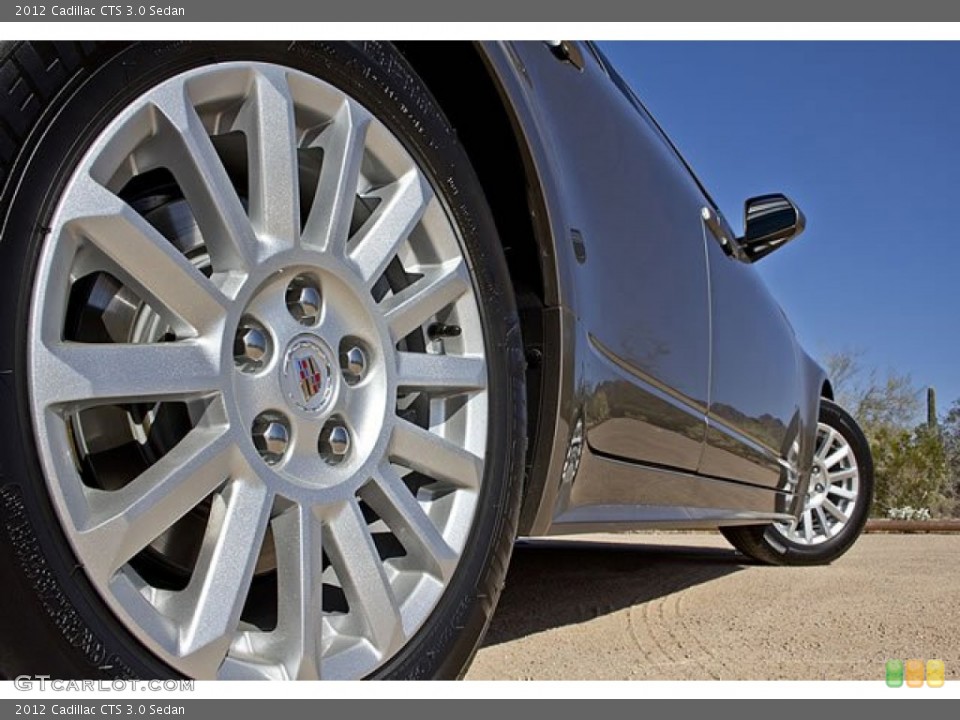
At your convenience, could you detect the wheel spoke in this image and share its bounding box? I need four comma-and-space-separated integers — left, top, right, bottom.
149, 85, 258, 272
390, 419, 482, 490
325, 499, 404, 656
827, 467, 858, 483
802, 508, 814, 543
827, 484, 857, 500
171, 477, 273, 663
822, 498, 849, 523
396, 352, 486, 395
382, 259, 470, 342
349, 171, 433, 285
236, 68, 301, 255
302, 99, 370, 255
272, 504, 325, 680
823, 445, 851, 471
815, 505, 833, 537
364, 465, 458, 582
76, 426, 236, 585
33, 340, 221, 408
816, 427, 837, 461
59, 177, 227, 335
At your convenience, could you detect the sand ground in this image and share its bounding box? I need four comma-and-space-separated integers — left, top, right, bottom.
467, 533, 959, 681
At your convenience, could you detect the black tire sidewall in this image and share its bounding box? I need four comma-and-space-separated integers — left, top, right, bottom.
0, 42, 525, 680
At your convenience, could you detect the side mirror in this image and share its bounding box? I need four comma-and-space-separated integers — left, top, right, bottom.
737, 194, 806, 262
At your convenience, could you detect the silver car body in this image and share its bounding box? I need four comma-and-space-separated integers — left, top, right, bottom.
461, 41, 828, 537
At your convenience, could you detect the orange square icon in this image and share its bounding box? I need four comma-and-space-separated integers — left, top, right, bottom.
905, 658, 925, 687
926, 660, 945, 688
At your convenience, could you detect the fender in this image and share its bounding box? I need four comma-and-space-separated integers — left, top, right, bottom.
473, 41, 584, 535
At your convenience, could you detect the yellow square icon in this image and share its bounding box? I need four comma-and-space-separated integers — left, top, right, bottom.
926, 660, 945, 688
905, 659, 925, 687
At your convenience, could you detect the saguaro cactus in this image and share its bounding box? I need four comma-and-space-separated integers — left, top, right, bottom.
928, 386, 938, 429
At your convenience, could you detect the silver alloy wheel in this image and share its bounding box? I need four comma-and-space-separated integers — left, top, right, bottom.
774, 422, 860, 546
26, 62, 490, 679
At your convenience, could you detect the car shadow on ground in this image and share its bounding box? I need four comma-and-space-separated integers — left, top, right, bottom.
480, 537, 748, 647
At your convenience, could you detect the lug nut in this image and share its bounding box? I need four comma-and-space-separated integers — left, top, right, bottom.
252, 415, 290, 465
328, 426, 350, 455
319, 423, 350, 464
340, 345, 367, 385
234, 324, 269, 370
286, 279, 321, 326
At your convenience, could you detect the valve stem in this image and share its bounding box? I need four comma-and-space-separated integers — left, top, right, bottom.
428, 322, 462, 340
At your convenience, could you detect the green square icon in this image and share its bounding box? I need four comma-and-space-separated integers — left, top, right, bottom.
886, 659, 904, 687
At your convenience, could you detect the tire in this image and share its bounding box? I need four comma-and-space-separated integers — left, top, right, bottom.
0, 41, 526, 680
721, 399, 873, 566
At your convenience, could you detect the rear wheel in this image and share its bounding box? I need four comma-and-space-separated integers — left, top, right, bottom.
721, 399, 873, 566
0, 42, 525, 680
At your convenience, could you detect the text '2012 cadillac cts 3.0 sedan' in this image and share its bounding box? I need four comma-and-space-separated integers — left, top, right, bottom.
0, 41, 873, 680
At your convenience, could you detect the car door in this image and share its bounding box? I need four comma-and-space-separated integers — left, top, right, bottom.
509, 42, 711, 471
699, 209, 803, 489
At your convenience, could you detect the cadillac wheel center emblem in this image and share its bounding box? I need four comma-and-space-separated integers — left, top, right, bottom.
298, 355, 323, 401
282, 337, 335, 413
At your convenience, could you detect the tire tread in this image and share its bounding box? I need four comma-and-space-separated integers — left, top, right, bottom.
0, 41, 115, 217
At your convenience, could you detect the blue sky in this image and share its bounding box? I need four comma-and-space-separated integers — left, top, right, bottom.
600, 41, 960, 419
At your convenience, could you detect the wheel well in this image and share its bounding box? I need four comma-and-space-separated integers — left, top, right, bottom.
821, 380, 835, 401
394, 42, 546, 303
395, 42, 554, 533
